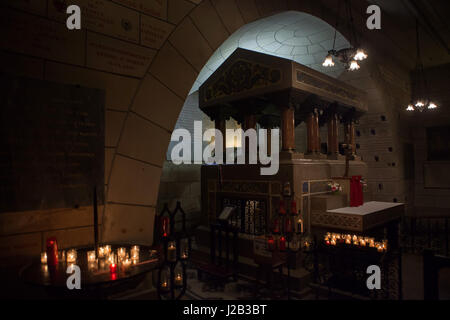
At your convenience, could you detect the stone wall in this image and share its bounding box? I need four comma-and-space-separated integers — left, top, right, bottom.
338, 54, 414, 208
0, 0, 430, 258
410, 64, 450, 211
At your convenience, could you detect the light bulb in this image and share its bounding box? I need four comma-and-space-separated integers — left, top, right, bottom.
406, 104, 414, 111
415, 101, 425, 112
353, 49, 368, 61
348, 60, 360, 71
428, 102, 437, 109
322, 54, 334, 67
415, 101, 425, 107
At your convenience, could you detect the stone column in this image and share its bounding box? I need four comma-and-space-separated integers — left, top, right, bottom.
344, 120, 356, 157
215, 118, 226, 161
242, 114, 257, 160
313, 109, 320, 153
327, 113, 339, 157
243, 114, 257, 131
306, 112, 314, 154
281, 106, 295, 151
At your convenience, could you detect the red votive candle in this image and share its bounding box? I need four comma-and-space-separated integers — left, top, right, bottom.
285, 218, 292, 233
46, 237, 58, 266
279, 200, 286, 215
162, 217, 170, 238
109, 263, 117, 273
291, 200, 297, 215
267, 236, 275, 251
273, 219, 280, 234
279, 236, 286, 251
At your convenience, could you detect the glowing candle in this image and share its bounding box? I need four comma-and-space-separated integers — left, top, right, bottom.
109, 263, 117, 273
104, 245, 111, 255
88, 262, 97, 270
87, 250, 96, 262
117, 247, 126, 259
273, 219, 280, 234
267, 235, 275, 251
377, 244, 383, 252
330, 238, 336, 246
41, 252, 47, 264
122, 258, 131, 269
98, 246, 106, 258
279, 236, 286, 251
99, 259, 106, 270
297, 218, 304, 234
108, 253, 116, 264
59, 250, 66, 262
167, 242, 177, 262
174, 273, 183, 286
131, 245, 140, 259
161, 281, 169, 291
67, 249, 77, 264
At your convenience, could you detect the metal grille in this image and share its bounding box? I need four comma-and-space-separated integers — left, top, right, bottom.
400, 216, 450, 256
221, 198, 267, 235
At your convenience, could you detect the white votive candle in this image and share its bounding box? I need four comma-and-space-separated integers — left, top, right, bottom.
67, 249, 77, 263
87, 250, 96, 262
41, 252, 47, 264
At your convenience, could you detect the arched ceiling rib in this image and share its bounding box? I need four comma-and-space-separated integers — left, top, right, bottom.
190, 11, 351, 94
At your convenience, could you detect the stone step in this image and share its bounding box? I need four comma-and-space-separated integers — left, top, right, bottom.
190, 243, 312, 293
311, 194, 347, 211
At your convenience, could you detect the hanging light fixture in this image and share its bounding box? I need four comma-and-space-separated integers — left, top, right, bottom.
322, 53, 335, 67
406, 20, 438, 112
322, 0, 368, 71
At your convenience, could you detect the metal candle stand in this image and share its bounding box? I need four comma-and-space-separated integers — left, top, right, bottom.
268, 183, 309, 300
157, 201, 191, 300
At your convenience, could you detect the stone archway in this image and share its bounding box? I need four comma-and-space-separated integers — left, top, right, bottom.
101, 0, 410, 245
101, 1, 360, 245
0, 0, 410, 256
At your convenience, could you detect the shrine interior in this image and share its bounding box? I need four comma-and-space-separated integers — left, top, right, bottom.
1, 0, 450, 302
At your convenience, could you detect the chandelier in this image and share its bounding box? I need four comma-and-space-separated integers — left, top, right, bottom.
406, 20, 438, 112
323, 0, 368, 71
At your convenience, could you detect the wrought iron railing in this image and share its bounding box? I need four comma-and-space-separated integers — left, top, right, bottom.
221, 198, 267, 235
400, 216, 450, 257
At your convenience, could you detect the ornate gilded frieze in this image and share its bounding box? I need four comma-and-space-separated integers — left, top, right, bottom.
311, 212, 363, 231
296, 70, 358, 102
203, 59, 282, 103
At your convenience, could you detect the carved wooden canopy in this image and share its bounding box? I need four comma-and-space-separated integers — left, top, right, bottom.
198, 48, 368, 126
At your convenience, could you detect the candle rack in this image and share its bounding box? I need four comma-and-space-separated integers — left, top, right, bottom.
156, 201, 191, 300
267, 182, 313, 299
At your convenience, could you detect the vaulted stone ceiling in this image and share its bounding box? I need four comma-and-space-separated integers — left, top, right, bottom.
190, 11, 350, 94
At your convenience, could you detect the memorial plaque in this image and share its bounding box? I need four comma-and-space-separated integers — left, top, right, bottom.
141, 15, 174, 49
3, 0, 47, 16
112, 0, 167, 19
87, 32, 156, 78
48, 0, 140, 43
0, 74, 105, 213
0, 8, 85, 66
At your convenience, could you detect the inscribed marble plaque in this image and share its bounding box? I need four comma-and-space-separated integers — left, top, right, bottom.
3, 0, 47, 16
0, 9, 85, 66
140, 15, 174, 49
112, 0, 167, 19
87, 32, 156, 78
48, 0, 140, 43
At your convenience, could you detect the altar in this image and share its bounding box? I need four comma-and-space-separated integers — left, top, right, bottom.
195, 48, 372, 282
